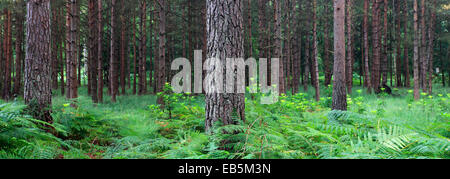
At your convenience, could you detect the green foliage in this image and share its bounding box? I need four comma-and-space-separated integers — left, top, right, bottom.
1, 87, 448, 159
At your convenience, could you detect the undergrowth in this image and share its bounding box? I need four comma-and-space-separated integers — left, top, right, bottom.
0, 85, 448, 159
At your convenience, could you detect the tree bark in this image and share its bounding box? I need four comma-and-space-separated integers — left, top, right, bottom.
332, 0, 347, 111
24, 0, 53, 123
205, 0, 245, 133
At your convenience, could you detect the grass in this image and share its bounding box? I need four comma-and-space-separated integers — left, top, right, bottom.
0, 84, 448, 159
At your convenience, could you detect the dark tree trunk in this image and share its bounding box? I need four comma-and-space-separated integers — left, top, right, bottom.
24, 0, 53, 123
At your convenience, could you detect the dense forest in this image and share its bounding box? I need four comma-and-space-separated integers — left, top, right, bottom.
0, 0, 448, 159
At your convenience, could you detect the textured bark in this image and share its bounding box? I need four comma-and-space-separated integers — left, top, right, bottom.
205, 0, 245, 133
24, 0, 53, 123
312, 0, 320, 101
345, 0, 353, 94
66, 0, 79, 99
413, 0, 420, 100
332, 0, 347, 111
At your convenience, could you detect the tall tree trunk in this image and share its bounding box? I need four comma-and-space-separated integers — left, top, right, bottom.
324, 1, 332, 87
25, 0, 53, 123
346, 0, 353, 94
403, 0, 410, 88
138, 0, 146, 95
372, 0, 382, 93
14, 7, 24, 96
381, 0, 389, 86
89, 0, 98, 103
156, 0, 167, 105
120, 3, 126, 95
312, 0, 320, 101
97, 0, 103, 103
205, 0, 245, 133
427, 0, 436, 94
363, 0, 371, 91
420, 0, 427, 91
66, 0, 79, 99
413, 0, 420, 100
395, 0, 402, 87
274, 0, 285, 94
3, 9, 12, 100
133, 12, 137, 95
110, 0, 118, 102
332, 0, 347, 111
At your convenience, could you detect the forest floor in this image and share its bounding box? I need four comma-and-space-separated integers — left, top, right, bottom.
1, 85, 449, 159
